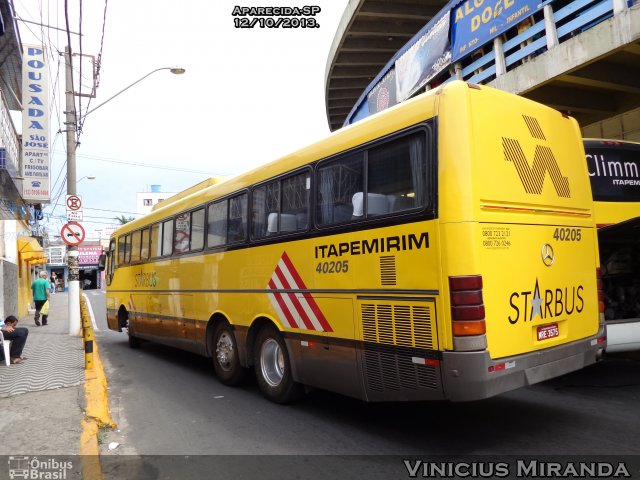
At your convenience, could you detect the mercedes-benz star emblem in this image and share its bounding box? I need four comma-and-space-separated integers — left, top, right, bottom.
541, 244, 555, 267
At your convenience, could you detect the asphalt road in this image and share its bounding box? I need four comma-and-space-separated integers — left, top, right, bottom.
84, 289, 640, 477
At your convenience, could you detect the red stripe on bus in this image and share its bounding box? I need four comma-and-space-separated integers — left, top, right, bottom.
281, 252, 333, 332
274, 266, 315, 330
268, 278, 299, 329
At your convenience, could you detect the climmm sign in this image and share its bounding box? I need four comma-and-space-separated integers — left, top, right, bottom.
21, 45, 50, 202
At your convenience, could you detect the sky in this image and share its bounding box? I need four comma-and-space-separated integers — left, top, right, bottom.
14, 0, 347, 241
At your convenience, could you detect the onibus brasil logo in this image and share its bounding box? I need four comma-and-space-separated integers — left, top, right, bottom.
8, 456, 73, 479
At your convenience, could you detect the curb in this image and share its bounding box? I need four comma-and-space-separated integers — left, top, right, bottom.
79, 295, 115, 476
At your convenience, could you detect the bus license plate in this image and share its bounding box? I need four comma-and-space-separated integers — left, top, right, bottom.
537, 323, 559, 341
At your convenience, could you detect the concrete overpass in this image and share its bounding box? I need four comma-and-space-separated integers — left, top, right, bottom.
325, 0, 640, 141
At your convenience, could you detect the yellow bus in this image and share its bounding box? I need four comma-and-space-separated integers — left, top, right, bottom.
584, 139, 640, 352
103, 81, 606, 403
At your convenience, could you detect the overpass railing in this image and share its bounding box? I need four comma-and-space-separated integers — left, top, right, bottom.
458, 0, 620, 85
344, 0, 635, 127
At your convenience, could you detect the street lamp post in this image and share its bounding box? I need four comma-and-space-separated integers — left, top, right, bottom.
64, 46, 185, 335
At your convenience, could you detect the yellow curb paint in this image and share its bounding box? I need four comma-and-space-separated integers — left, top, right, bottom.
80, 419, 102, 479
80, 296, 116, 480
80, 417, 99, 455
84, 340, 115, 428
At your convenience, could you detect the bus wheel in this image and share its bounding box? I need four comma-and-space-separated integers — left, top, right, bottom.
128, 330, 141, 349
254, 325, 303, 403
213, 322, 246, 386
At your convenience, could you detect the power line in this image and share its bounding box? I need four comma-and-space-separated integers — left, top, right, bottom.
74, 153, 225, 175
46, 203, 140, 216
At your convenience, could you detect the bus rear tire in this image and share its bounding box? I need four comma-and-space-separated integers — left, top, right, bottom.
253, 325, 303, 404
213, 321, 246, 386
128, 330, 141, 349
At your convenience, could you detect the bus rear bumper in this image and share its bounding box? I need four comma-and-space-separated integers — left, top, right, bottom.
441, 327, 606, 401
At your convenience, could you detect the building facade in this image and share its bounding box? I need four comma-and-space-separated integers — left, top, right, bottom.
0, 0, 47, 320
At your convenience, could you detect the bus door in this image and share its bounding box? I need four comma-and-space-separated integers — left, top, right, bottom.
597, 217, 640, 352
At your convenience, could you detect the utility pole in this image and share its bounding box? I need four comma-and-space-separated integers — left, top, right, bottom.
65, 46, 81, 336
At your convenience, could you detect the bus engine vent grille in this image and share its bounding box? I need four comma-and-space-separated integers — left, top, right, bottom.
379, 256, 397, 286
360, 301, 438, 394
362, 343, 438, 392
361, 303, 433, 349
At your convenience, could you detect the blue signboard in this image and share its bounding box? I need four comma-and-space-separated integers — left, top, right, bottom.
451, 0, 544, 62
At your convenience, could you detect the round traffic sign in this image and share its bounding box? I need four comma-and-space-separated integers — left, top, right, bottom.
61, 221, 86, 246
66, 195, 82, 211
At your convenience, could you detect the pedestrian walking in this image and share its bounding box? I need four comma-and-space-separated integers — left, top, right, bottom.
31, 271, 51, 326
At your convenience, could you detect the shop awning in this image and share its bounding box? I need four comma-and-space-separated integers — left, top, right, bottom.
28, 257, 49, 265
18, 236, 46, 263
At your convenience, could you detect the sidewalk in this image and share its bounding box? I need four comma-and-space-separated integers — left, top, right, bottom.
0, 292, 85, 455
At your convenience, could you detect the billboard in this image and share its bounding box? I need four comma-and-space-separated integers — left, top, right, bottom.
451, 0, 544, 62
21, 45, 51, 202
395, 13, 451, 103
78, 246, 104, 265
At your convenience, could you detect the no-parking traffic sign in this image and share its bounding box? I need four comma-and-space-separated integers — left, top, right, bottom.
61, 221, 85, 246
66, 195, 83, 221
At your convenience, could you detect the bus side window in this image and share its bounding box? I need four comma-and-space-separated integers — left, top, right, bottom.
150, 223, 162, 258
162, 219, 174, 256
140, 228, 150, 260
124, 234, 131, 264
366, 132, 426, 214
228, 193, 247, 243
190, 208, 205, 251
208, 200, 227, 247
317, 152, 363, 226
117, 236, 126, 266
281, 171, 309, 232
130, 230, 142, 263
174, 213, 191, 254
252, 182, 280, 239
107, 239, 116, 284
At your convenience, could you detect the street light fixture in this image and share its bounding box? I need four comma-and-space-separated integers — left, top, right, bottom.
80, 67, 186, 120
76, 175, 96, 183
64, 48, 186, 336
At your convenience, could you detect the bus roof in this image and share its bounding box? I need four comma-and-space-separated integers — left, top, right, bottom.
152, 176, 230, 212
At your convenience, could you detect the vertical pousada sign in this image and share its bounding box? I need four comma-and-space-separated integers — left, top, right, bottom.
21, 45, 50, 202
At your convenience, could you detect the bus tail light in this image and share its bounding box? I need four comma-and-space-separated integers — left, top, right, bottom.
449, 275, 487, 351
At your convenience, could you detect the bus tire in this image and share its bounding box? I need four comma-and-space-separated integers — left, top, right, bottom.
213, 321, 247, 386
253, 325, 303, 404
128, 330, 141, 349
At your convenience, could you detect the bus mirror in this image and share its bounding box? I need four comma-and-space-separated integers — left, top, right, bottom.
98, 254, 107, 271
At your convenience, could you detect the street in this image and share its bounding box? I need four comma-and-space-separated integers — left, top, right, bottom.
84, 289, 640, 459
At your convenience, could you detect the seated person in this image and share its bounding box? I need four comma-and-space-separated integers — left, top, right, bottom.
1, 315, 29, 364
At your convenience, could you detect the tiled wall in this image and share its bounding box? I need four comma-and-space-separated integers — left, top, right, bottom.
0, 258, 18, 320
